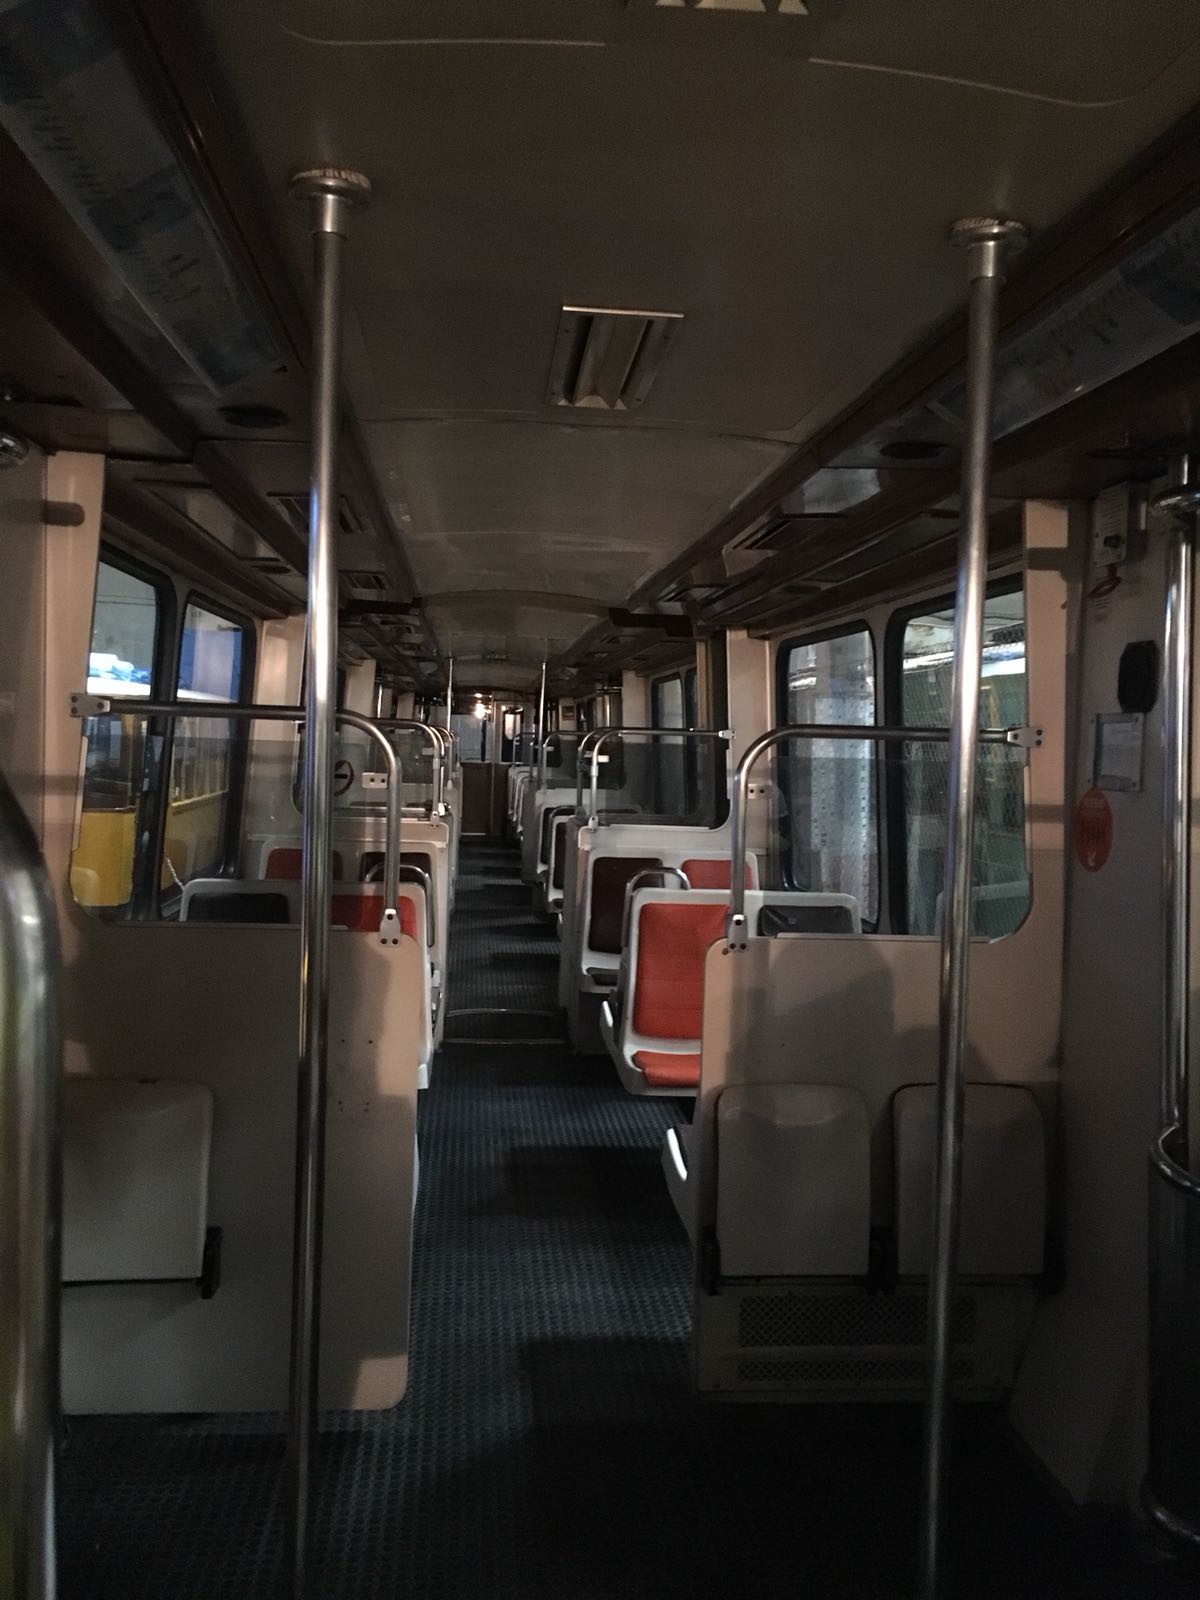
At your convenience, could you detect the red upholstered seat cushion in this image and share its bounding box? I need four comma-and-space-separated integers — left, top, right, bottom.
633, 1051, 701, 1088
680, 857, 751, 890
266, 846, 345, 880
331, 894, 417, 937
631, 900, 727, 1040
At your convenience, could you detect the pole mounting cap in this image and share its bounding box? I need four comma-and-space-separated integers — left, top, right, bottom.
289, 167, 372, 207
950, 216, 1027, 251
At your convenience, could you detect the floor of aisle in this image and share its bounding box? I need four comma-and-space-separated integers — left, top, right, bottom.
58, 840, 1196, 1599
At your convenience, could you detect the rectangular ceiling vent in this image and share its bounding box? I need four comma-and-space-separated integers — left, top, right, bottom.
270, 492, 367, 540
547, 305, 683, 411
239, 553, 292, 575
343, 570, 389, 594
652, 0, 807, 10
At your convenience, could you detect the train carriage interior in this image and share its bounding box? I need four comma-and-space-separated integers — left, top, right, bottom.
7, 2, 1200, 1597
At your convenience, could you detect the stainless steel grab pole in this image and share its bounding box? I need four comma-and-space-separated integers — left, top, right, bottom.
0, 768, 61, 1600
534, 659, 547, 774
1144, 461, 1200, 1543
574, 730, 604, 811
918, 216, 1026, 1600
287, 165, 371, 1599
1159, 458, 1198, 1152
444, 657, 454, 731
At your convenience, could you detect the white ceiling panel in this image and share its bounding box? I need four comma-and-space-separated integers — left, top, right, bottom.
194, 0, 1200, 676
363, 417, 790, 598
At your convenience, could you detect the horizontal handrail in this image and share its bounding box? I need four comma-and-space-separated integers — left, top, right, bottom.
69, 695, 406, 945
586, 727, 733, 829
0, 764, 61, 1599
725, 720, 1042, 943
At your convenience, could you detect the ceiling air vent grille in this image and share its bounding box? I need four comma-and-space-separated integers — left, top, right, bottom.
653, 0, 808, 10
547, 305, 683, 411
239, 554, 292, 575
343, 570, 388, 593
269, 492, 367, 540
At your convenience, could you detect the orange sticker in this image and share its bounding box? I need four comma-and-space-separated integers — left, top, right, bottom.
1073, 786, 1113, 872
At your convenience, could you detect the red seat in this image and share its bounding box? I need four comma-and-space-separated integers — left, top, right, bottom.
681, 857, 752, 890
330, 893, 417, 937
266, 846, 345, 881
633, 1051, 701, 1089
632, 900, 728, 1040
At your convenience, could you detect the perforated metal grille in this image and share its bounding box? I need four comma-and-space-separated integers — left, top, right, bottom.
738, 1293, 977, 1350
737, 1357, 974, 1385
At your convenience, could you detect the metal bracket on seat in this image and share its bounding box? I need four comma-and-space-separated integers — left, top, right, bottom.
1004, 725, 1043, 748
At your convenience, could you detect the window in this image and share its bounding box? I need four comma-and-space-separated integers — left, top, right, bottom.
889, 584, 1029, 937
684, 666, 699, 732
651, 673, 685, 730
650, 670, 695, 819
161, 600, 251, 892
71, 558, 166, 914
777, 625, 878, 924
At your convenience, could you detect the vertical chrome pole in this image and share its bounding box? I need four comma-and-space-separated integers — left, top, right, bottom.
444, 656, 454, 731
1145, 462, 1200, 1545
1160, 458, 1197, 1156
286, 165, 370, 1600
0, 769, 61, 1600
918, 216, 1025, 1600
534, 658, 547, 773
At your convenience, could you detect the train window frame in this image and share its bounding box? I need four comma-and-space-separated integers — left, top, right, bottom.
647, 665, 719, 823
649, 670, 685, 729
773, 620, 880, 930
73, 544, 178, 920
159, 590, 256, 911
882, 575, 1029, 938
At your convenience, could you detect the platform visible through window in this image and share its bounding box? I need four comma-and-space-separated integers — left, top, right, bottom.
71, 559, 162, 913
162, 601, 249, 892
779, 626, 878, 925
896, 587, 1029, 937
